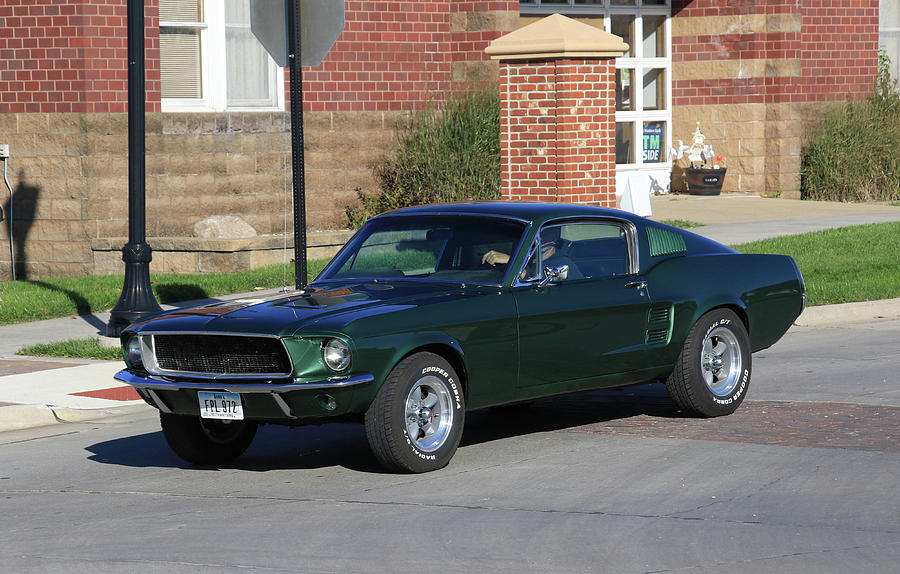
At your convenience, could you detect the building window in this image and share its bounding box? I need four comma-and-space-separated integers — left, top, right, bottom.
881, 0, 900, 82
520, 1, 672, 170
160, 0, 284, 112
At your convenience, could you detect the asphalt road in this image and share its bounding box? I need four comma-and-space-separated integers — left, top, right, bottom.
0, 320, 897, 574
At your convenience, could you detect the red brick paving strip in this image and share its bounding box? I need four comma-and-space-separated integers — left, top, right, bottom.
71, 387, 141, 402
573, 400, 900, 454
0, 359, 87, 377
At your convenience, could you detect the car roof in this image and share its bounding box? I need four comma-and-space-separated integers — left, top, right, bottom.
374, 201, 642, 226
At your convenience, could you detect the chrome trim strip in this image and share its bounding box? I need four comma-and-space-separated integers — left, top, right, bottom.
368, 211, 532, 225
114, 369, 374, 393
136, 332, 295, 380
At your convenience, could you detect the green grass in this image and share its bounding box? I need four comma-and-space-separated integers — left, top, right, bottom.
735, 222, 900, 306
18, 338, 124, 361
659, 219, 703, 229
0, 260, 328, 326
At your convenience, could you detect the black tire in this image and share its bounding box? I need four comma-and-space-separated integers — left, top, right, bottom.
666, 308, 751, 417
365, 352, 465, 473
160, 413, 258, 465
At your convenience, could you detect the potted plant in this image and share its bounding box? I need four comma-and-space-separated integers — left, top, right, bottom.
671, 122, 726, 195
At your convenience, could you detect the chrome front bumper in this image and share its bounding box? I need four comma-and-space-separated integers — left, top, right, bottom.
115, 369, 374, 393
115, 369, 375, 419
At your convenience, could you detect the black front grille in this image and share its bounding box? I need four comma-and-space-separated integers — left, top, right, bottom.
152, 334, 292, 376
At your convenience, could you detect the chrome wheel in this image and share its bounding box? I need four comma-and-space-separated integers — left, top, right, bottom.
700, 326, 742, 397
405, 375, 454, 453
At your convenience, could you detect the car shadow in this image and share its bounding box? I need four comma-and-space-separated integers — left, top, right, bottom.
461, 382, 686, 446
86, 382, 685, 473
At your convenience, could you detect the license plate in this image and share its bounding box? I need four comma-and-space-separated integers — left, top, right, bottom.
198, 391, 244, 420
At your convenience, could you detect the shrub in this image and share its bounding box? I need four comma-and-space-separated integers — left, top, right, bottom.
801, 51, 900, 202
347, 88, 501, 227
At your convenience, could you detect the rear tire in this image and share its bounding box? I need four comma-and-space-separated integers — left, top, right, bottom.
160, 413, 258, 464
365, 352, 465, 473
666, 309, 751, 417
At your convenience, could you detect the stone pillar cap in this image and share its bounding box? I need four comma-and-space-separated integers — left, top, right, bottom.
485, 13, 628, 61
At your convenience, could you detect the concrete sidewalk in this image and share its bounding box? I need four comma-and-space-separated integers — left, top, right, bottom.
1, 195, 898, 432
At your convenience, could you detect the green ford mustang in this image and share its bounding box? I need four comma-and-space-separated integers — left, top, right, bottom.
116, 202, 806, 472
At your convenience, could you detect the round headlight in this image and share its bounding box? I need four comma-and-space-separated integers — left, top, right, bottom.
323, 338, 351, 372
125, 336, 143, 367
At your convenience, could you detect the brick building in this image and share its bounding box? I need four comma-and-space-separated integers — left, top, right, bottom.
0, 0, 892, 280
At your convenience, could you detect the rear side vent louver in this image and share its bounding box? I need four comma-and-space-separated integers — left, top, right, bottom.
647, 227, 687, 257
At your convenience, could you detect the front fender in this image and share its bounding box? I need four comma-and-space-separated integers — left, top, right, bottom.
350, 331, 468, 403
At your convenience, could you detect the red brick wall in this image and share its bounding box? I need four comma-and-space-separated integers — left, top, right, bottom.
0, 0, 160, 114
672, 0, 879, 107
499, 58, 616, 206
1, 0, 516, 115
298, 1, 518, 111
299, 1, 450, 112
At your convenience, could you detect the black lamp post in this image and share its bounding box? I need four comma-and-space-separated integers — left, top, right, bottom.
107, 0, 162, 337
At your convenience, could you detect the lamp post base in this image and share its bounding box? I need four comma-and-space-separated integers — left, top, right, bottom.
107, 242, 162, 337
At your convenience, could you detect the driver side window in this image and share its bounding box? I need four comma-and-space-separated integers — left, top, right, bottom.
520, 221, 630, 282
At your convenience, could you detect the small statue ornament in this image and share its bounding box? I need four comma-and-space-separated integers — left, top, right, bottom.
690, 121, 706, 156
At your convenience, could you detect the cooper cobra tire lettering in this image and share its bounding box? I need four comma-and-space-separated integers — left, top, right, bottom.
365, 352, 465, 473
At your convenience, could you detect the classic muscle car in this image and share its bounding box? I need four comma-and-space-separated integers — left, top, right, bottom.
116, 202, 806, 472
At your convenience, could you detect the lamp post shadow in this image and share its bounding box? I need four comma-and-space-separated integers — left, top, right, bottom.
3, 171, 40, 281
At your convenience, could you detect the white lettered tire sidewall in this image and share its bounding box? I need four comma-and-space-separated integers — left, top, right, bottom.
666, 309, 752, 417
365, 352, 465, 473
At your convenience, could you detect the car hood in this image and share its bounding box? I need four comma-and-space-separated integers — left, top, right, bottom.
126, 280, 487, 336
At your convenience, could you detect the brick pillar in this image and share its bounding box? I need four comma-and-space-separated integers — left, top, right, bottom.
486, 14, 626, 206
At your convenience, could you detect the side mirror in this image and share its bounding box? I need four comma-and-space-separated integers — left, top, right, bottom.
536, 265, 568, 290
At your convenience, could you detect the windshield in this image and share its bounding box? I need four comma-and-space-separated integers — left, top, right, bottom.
320, 215, 527, 284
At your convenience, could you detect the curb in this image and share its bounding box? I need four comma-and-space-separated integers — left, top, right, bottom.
0, 403, 150, 434
795, 298, 900, 328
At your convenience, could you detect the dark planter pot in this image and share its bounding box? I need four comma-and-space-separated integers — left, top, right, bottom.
683, 167, 727, 195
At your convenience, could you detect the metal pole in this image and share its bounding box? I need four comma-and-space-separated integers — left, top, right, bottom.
107, 0, 162, 337
287, 0, 307, 289
2, 158, 13, 281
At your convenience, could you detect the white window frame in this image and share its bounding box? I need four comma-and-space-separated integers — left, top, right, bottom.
161, 1, 285, 113
521, 0, 672, 172
880, 0, 900, 82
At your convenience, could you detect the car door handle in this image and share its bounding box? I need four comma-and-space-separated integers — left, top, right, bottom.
625, 281, 648, 290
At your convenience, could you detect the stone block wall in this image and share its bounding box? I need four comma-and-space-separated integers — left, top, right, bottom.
0, 110, 406, 280
671, 0, 879, 196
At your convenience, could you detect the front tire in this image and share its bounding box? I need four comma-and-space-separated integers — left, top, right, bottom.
365, 352, 465, 473
666, 309, 751, 417
160, 413, 258, 465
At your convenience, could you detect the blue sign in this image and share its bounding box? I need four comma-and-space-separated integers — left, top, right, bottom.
642, 123, 663, 163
